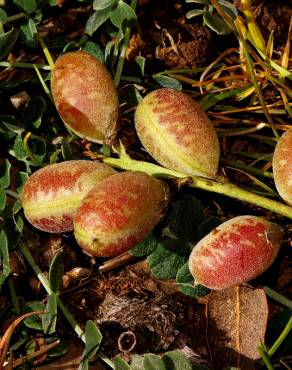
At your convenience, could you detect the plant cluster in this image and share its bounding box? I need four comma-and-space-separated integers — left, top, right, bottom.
0, 0, 291, 369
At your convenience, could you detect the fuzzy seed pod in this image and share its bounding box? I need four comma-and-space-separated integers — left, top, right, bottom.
51, 51, 119, 143
189, 215, 283, 290
135, 88, 220, 177
74, 171, 168, 257
21, 160, 116, 233
273, 128, 292, 205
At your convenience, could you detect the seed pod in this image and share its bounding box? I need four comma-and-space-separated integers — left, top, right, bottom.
51, 51, 119, 144
135, 88, 220, 177
74, 171, 168, 257
21, 160, 116, 233
273, 128, 292, 205
189, 216, 283, 290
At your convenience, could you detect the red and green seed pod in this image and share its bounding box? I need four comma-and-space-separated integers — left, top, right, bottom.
51, 51, 119, 144
273, 128, 292, 206
135, 88, 220, 177
189, 215, 283, 290
21, 160, 116, 233
74, 171, 168, 257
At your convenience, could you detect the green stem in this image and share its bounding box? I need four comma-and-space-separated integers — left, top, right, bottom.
268, 315, 292, 357
5, 189, 19, 199
19, 242, 85, 340
102, 152, 292, 219
258, 345, 275, 370
264, 287, 292, 309
18, 242, 114, 368
8, 277, 20, 315
0, 61, 50, 70
113, 0, 137, 87
5, 12, 26, 23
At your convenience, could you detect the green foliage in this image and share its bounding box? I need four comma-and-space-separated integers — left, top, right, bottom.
0, 229, 10, 292
20, 18, 38, 47
176, 262, 210, 297
167, 194, 204, 241
42, 293, 58, 334
23, 96, 46, 130
49, 249, 64, 293
79, 320, 103, 370
130, 232, 159, 257
185, 0, 237, 35
0, 28, 19, 59
147, 239, 191, 279
114, 351, 209, 370
13, 0, 37, 14
86, 0, 136, 36
23, 301, 46, 330
196, 217, 222, 240
153, 74, 182, 91
83, 41, 105, 63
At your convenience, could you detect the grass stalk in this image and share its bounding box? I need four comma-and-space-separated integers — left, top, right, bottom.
263, 287, 292, 310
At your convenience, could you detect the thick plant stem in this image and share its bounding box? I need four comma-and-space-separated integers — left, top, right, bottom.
103, 152, 292, 219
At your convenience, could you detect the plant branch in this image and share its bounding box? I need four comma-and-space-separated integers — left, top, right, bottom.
103, 150, 292, 219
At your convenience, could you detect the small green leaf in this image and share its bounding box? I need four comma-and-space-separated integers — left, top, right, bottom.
217, 0, 238, 19
93, 0, 118, 11
196, 217, 222, 241
203, 13, 231, 35
130, 355, 144, 370
110, 1, 137, 29
42, 293, 58, 334
0, 229, 10, 290
23, 301, 45, 330
0, 9, 8, 24
113, 357, 130, 370
13, 0, 36, 14
47, 338, 68, 358
0, 159, 11, 189
147, 239, 190, 280
186, 9, 206, 19
143, 354, 166, 370
49, 249, 64, 293
167, 195, 204, 241
135, 56, 146, 76
23, 97, 46, 130
162, 351, 193, 370
16, 172, 29, 194
0, 28, 19, 59
176, 262, 210, 297
153, 74, 182, 90
85, 8, 111, 36
83, 41, 105, 63
130, 232, 159, 257
79, 320, 103, 368
100, 144, 111, 157
0, 190, 6, 211
13, 134, 27, 160
20, 18, 38, 47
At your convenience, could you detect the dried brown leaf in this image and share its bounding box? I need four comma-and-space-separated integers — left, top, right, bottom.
206, 285, 268, 370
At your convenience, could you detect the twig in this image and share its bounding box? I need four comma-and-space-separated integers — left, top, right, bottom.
99, 252, 137, 272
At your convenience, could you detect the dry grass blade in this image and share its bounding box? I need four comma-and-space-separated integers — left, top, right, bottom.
240, 0, 265, 51
0, 311, 45, 368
